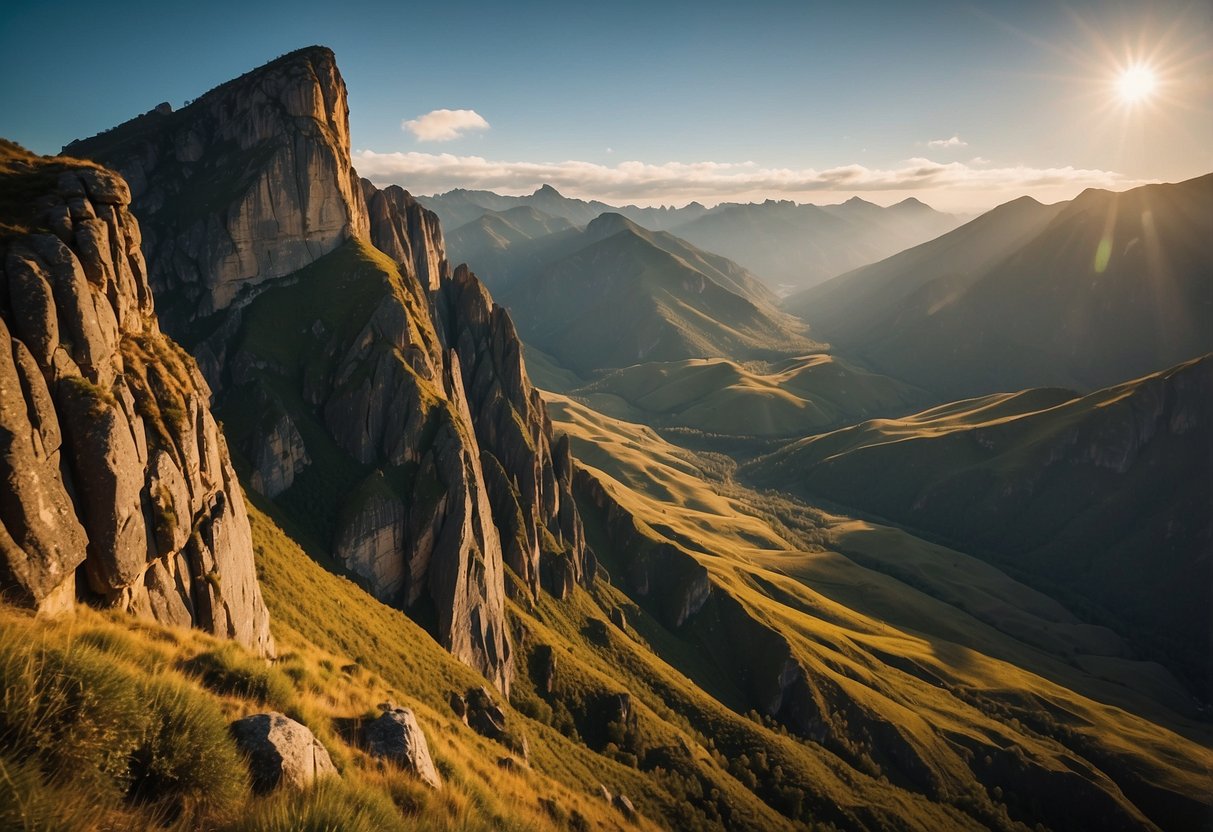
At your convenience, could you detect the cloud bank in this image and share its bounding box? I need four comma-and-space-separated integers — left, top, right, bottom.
353, 149, 1140, 209
402, 109, 490, 142
927, 135, 968, 148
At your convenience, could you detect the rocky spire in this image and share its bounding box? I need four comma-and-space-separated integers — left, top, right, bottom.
63, 46, 596, 693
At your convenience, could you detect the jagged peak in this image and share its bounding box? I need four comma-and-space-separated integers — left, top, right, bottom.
65, 45, 348, 159
531, 183, 563, 197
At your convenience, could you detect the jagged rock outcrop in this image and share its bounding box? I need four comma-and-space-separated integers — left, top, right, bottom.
64, 46, 370, 331
230, 712, 337, 792
362, 180, 446, 292
574, 469, 709, 628
244, 390, 310, 498
0, 146, 273, 656
437, 265, 594, 599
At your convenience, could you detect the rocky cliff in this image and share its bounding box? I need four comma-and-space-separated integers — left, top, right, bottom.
64, 47, 370, 334
437, 265, 593, 599
0, 141, 273, 656
66, 47, 593, 694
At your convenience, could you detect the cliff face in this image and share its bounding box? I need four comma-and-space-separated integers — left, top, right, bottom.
437, 265, 593, 599
64, 46, 594, 695
64, 47, 370, 332
0, 144, 273, 656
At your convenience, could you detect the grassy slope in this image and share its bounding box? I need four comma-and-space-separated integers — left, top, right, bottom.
559, 354, 928, 439
547, 394, 1213, 832
500, 228, 817, 373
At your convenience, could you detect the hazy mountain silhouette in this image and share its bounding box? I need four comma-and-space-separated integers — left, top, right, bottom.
789, 174, 1213, 396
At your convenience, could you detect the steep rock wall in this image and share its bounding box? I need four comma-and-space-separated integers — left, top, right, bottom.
0, 148, 273, 656
64, 46, 370, 331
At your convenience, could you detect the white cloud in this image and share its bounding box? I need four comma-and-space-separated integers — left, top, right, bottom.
352, 149, 1141, 209
927, 135, 968, 149
402, 109, 490, 142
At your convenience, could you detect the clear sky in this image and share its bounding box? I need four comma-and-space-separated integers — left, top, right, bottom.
3, 0, 1210, 212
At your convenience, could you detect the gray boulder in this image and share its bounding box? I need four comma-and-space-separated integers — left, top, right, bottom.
364, 706, 442, 790
230, 712, 336, 793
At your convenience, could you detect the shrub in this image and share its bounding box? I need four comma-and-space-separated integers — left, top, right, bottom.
0, 639, 145, 799
181, 643, 295, 709
128, 675, 247, 820
0, 753, 101, 832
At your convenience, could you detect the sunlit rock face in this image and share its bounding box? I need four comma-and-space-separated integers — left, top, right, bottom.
64, 46, 371, 331
0, 151, 274, 657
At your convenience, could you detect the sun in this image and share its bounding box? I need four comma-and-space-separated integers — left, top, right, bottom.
1115, 64, 1157, 104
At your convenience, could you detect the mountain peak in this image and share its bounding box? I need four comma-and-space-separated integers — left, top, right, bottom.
533, 183, 563, 197
891, 196, 932, 211
585, 211, 646, 241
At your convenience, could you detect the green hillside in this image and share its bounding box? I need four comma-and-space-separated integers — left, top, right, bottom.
545, 394, 1212, 832
551, 354, 926, 439
744, 355, 1213, 698
498, 219, 817, 373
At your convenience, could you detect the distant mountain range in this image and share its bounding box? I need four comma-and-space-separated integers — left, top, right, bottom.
420, 183, 708, 232
422, 185, 963, 292
788, 174, 1213, 397
486, 213, 818, 372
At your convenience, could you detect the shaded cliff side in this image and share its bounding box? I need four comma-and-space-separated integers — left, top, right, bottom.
746, 355, 1213, 696
0, 140, 273, 656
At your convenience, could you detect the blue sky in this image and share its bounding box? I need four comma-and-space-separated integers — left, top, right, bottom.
3, 0, 1210, 211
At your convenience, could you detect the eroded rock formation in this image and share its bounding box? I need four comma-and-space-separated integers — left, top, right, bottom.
0, 148, 273, 656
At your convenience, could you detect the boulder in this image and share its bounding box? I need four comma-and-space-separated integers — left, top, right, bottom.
610, 606, 627, 630
230, 712, 336, 793
613, 793, 637, 819
364, 706, 442, 790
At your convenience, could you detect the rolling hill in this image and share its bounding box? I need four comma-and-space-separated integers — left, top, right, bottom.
744, 355, 1213, 698
554, 354, 928, 438
788, 175, 1213, 397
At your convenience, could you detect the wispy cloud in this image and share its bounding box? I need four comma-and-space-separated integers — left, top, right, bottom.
927, 135, 968, 148
353, 149, 1140, 208
402, 109, 490, 142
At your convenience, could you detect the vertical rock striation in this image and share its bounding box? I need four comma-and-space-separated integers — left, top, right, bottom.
0, 145, 273, 656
